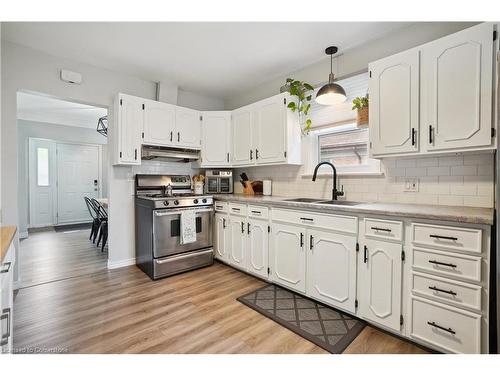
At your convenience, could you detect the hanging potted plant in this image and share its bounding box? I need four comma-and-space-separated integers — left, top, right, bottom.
282, 78, 314, 134
352, 94, 369, 127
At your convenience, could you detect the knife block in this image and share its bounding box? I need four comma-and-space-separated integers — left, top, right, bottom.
243, 181, 255, 195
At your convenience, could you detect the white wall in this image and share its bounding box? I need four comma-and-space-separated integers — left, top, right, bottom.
224, 22, 477, 109
17, 119, 109, 237
177, 88, 225, 110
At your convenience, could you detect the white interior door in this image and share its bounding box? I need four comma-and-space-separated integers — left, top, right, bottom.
57, 143, 100, 225
29, 139, 56, 227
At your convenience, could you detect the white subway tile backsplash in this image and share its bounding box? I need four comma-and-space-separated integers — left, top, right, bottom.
234, 153, 494, 209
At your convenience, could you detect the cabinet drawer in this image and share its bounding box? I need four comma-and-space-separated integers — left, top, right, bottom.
412, 247, 481, 283
248, 205, 269, 219
214, 201, 228, 212
229, 203, 247, 216
410, 297, 481, 353
364, 218, 403, 242
412, 272, 481, 311
272, 208, 357, 235
412, 223, 482, 254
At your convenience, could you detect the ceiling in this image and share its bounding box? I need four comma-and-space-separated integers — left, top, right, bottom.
17, 92, 108, 129
3, 22, 412, 99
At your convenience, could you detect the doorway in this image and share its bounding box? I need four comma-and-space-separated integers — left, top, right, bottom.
17, 91, 109, 288
29, 139, 101, 227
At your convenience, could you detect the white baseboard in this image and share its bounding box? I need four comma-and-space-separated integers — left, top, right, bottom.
19, 231, 28, 239
107, 258, 136, 270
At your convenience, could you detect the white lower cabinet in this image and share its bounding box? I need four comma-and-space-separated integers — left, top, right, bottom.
360, 238, 403, 332
306, 228, 357, 313
214, 213, 230, 261
246, 218, 269, 279
270, 222, 306, 293
1, 242, 15, 354
229, 215, 246, 269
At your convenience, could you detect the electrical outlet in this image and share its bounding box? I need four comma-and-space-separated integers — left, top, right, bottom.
404, 178, 419, 192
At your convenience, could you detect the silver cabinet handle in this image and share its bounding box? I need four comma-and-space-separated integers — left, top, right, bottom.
154, 207, 213, 216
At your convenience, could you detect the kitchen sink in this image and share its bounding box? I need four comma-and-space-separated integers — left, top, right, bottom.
317, 200, 361, 206
282, 198, 326, 203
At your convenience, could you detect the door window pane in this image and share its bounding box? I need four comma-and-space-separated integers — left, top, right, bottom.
37, 147, 49, 186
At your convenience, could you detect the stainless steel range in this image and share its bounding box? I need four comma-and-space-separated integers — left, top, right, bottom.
135, 174, 214, 280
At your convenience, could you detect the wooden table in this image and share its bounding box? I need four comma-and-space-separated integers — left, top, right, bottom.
96, 198, 108, 209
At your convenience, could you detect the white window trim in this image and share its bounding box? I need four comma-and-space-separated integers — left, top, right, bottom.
301, 123, 383, 177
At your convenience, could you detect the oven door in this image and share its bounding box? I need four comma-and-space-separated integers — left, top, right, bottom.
205, 177, 219, 194
152, 206, 213, 258
219, 177, 233, 193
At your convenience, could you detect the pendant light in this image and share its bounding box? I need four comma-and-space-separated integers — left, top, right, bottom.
315, 46, 347, 105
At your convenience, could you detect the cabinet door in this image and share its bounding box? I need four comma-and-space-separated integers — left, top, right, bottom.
306, 229, 357, 313
247, 218, 268, 279
175, 106, 201, 149
361, 238, 403, 331
214, 213, 229, 261
229, 216, 246, 269
369, 49, 420, 156
201, 111, 231, 167
270, 223, 306, 293
253, 94, 286, 164
232, 105, 254, 165
143, 100, 176, 146
117, 95, 143, 164
422, 23, 494, 151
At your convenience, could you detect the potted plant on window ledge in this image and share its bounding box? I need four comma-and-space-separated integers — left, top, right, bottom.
352, 95, 369, 127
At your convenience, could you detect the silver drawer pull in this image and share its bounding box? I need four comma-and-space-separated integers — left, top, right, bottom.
0, 262, 11, 274
428, 285, 457, 296
427, 321, 456, 335
430, 234, 458, 241
371, 226, 391, 232
1, 308, 11, 346
428, 259, 457, 268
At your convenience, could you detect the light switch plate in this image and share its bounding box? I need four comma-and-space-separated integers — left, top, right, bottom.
404, 178, 419, 192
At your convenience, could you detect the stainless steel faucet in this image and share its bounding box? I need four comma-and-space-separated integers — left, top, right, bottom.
312, 161, 344, 201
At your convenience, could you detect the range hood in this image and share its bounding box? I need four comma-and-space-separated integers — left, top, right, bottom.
141, 145, 200, 162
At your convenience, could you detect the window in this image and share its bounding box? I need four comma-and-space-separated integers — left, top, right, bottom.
319, 125, 369, 166
37, 147, 49, 186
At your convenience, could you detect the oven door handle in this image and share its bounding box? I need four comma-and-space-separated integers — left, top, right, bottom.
154, 208, 214, 216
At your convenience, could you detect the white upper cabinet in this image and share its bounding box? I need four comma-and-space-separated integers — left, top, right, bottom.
422, 23, 494, 152
232, 104, 254, 165
369, 49, 420, 156
143, 99, 176, 146
253, 94, 286, 164
175, 106, 201, 149
369, 23, 496, 157
115, 94, 143, 165
306, 228, 357, 313
200, 111, 231, 167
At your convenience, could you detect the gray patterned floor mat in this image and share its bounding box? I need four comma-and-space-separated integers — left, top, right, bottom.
237, 283, 366, 353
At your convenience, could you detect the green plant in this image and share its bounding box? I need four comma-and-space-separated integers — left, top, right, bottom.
284, 78, 314, 134
352, 95, 369, 110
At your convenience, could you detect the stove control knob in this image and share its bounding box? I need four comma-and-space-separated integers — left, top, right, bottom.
174, 200, 180, 206
163, 201, 169, 206
202, 198, 207, 204
193, 199, 199, 204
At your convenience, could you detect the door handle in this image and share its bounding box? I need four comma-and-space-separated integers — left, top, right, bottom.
134, 149, 137, 160
429, 234, 458, 241
0, 262, 11, 274
427, 321, 456, 335
177, 132, 180, 142
250, 149, 253, 160
411, 128, 416, 146
241, 222, 244, 234
222, 218, 226, 229
247, 222, 250, 234
1, 308, 11, 346
371, 226, 392, 233
310, 235, 314, 250
255, 149, 259, 159
428, 125, 433, 144
300, 232, 304, 247
428, 285, 457, 296
170, 131, 173, 142
428, 259, 457, 268
227, 153, 229, 163
363, 245, 368, 263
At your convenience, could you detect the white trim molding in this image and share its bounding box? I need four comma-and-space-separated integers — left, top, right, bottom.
107, 257, 136, 270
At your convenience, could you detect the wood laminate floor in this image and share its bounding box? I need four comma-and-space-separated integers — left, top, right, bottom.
14, 230, 427, 354
18, 227, 107, 288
